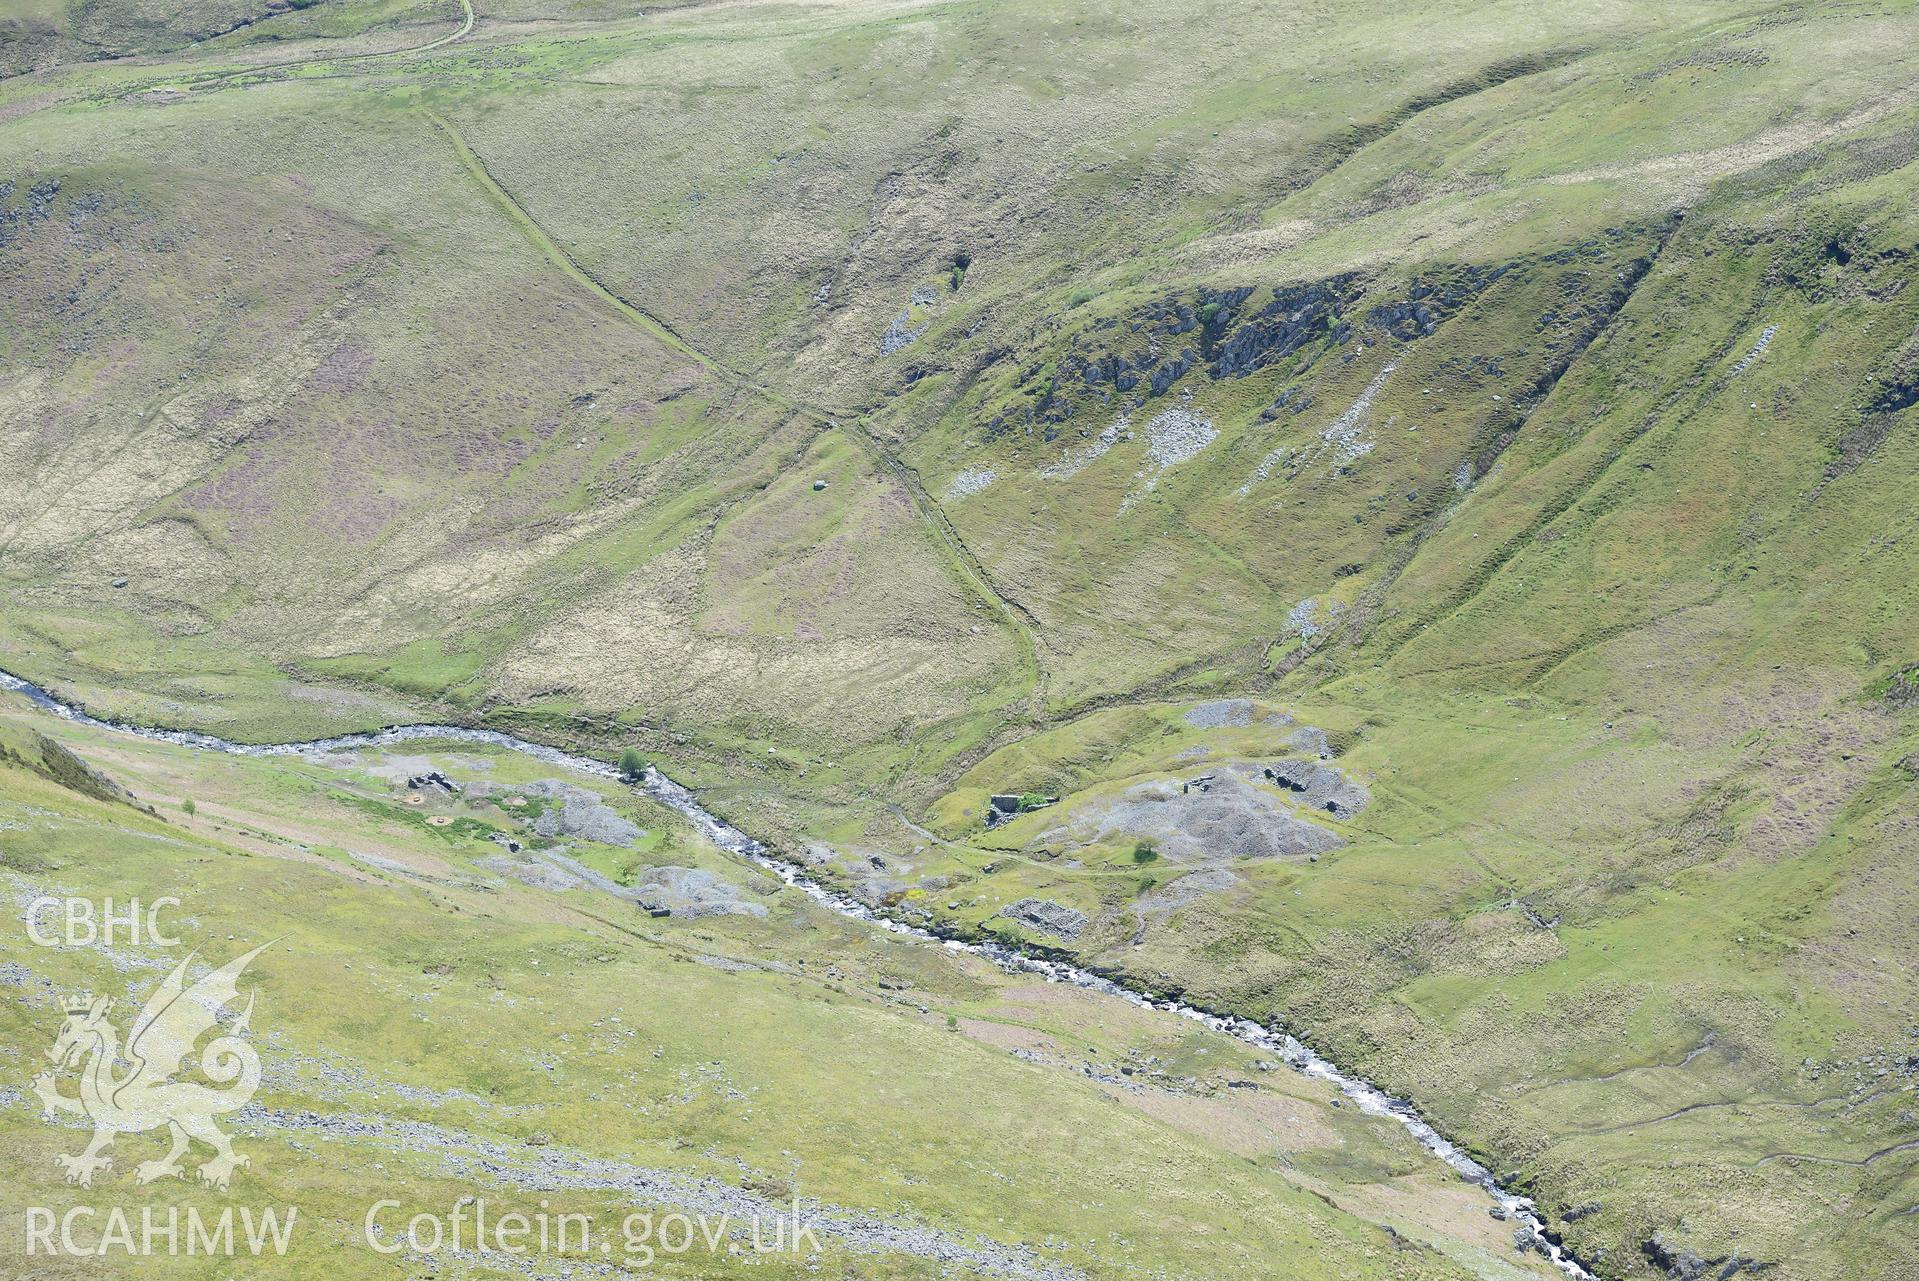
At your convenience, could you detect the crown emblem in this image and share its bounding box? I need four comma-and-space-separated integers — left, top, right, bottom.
36, 945, 269, 1191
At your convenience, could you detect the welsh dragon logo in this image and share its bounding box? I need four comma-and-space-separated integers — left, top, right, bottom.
33, 944, 269, 1190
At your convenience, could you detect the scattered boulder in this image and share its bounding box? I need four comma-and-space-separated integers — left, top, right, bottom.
1142, 407, 1217, 466
532, 791, 643, 846
1183, 698, 1253, 729
879, 285, 939, 355
998, 897, 1088, 941
1285, 726, 1334, 759
633, 866, 769, 920
1642, 1234, 1712, 1280
944, 468, 996, 500
481, 852, 585, 892
1728, 323, 1777, 377
1136, 870, 1228, 920
1040, 771, 1344, 863
1262, 759, 1369, 819
474, 779, 644, 847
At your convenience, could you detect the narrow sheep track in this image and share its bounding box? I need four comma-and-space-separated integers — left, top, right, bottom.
0, 667, 1594, 1280
181, 0, 476, 91
422, 105, 1047, 710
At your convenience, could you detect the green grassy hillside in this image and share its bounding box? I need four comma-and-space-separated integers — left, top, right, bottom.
3, 0, 1918, 1276
0, 696, 1552, 1279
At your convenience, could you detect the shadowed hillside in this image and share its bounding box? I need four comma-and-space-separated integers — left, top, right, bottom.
4, 1, 1918, 1276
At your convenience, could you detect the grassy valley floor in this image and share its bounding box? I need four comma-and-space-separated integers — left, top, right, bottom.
3, 1, 1918, 1277
0, 690, 1561, 1279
